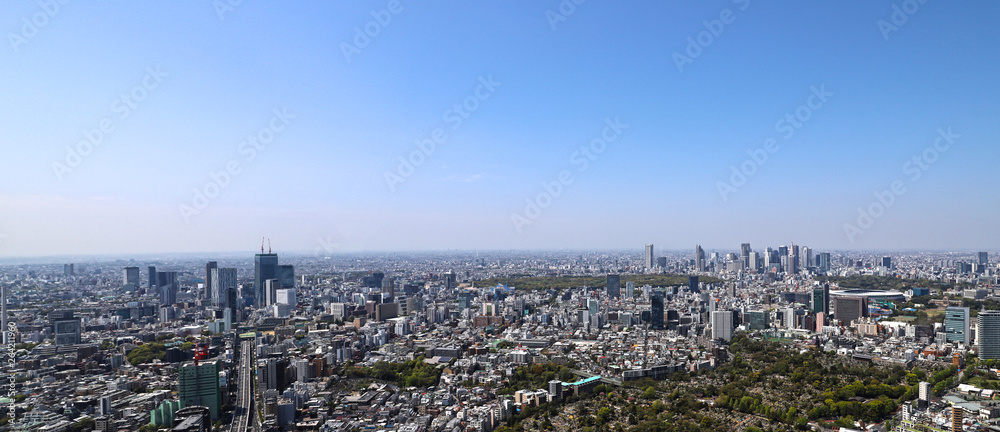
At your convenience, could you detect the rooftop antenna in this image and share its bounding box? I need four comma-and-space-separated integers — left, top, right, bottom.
268, 238, 272, 254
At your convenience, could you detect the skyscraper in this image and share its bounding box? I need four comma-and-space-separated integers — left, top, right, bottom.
978, 310, 1000, 360
688, 276, 699, 293
944, 306, 970, 345
606, 274, 621, 299
645, 244, 654, 269
788, 244, 799, 274
812, 285, 830, 315
178, 360, 222, 420
740, 243, 751, 268
695, 245, 705, 271
277, 264, 295, 289
650, 291, 664, 329
254, 253, 279, 304
818, 252, 831, 271
204, 261, 217, 301
123, 266, 140, 287
212, 268, 237, 309
148, 266, 156, 289
712, 310, 733, 342
978, 252, 989, 266
264, 279, 281, 308
880, 256, 892, 269
157, 271, 178, 306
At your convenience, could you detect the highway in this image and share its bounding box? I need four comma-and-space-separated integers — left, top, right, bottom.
230, 339, 254, 432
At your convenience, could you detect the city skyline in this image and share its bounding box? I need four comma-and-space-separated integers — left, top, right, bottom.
2, 2, 999, 257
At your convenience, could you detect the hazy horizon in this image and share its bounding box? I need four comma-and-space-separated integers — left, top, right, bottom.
2, 2, 998, 257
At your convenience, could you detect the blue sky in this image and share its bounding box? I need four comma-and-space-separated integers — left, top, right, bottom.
1, 1, 998, 257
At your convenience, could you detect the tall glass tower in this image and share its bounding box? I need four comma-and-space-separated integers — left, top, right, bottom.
978, 310, 1000, 360
254, 253, 278, 304
944, 306, 970, 345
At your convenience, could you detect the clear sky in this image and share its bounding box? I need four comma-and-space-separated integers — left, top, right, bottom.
1, 1, 998, 257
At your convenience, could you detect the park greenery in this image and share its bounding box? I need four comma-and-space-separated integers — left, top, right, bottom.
341, 357, 444, 388
708, 337, 957, 427
498, 363, 577, 395
126, 342, 166, 365
475, 274, 721, 291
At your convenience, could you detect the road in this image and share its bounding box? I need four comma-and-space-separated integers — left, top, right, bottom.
230, 339, 254, 432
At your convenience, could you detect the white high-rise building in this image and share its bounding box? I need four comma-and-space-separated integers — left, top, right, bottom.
918, 381, 930, 402
276, 288, 296, 306
711, 310, 733, 342
645, 244, 654, 269
978, 310, 1000, 360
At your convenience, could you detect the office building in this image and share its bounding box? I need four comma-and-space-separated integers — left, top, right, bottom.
606, 274, 621, 299
157, 271, 178, 306
740, 243, 751, 267
63, 264, 74, 276
277, 264, 295, 289
123, 266, 140, 287
211, 268, 237, 309
979, 310, 1000, 360
695, 245, 706, 271
782, 307, 796, 329
818, 253, 831, 271
944, 306, 970, 345
254, 253, 279, 304
834, 296, 866, 325
880, 256, 892, 269
712, 310, 733, 342
264, 279, 281, 308
744, 310, 768, 330
812, 285, 830, 315
688, 276, 699, 293
650, 292, 664, 329
645, 244, 654, 269
979, 252, 989, 266
50, 310, 81, 345
204, 261, 217, 301
276, 288, 296, 306
148, 266, 156, 289
178, 360, 222, 420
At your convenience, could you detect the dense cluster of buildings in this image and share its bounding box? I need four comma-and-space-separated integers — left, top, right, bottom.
0, 245, 998, 431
